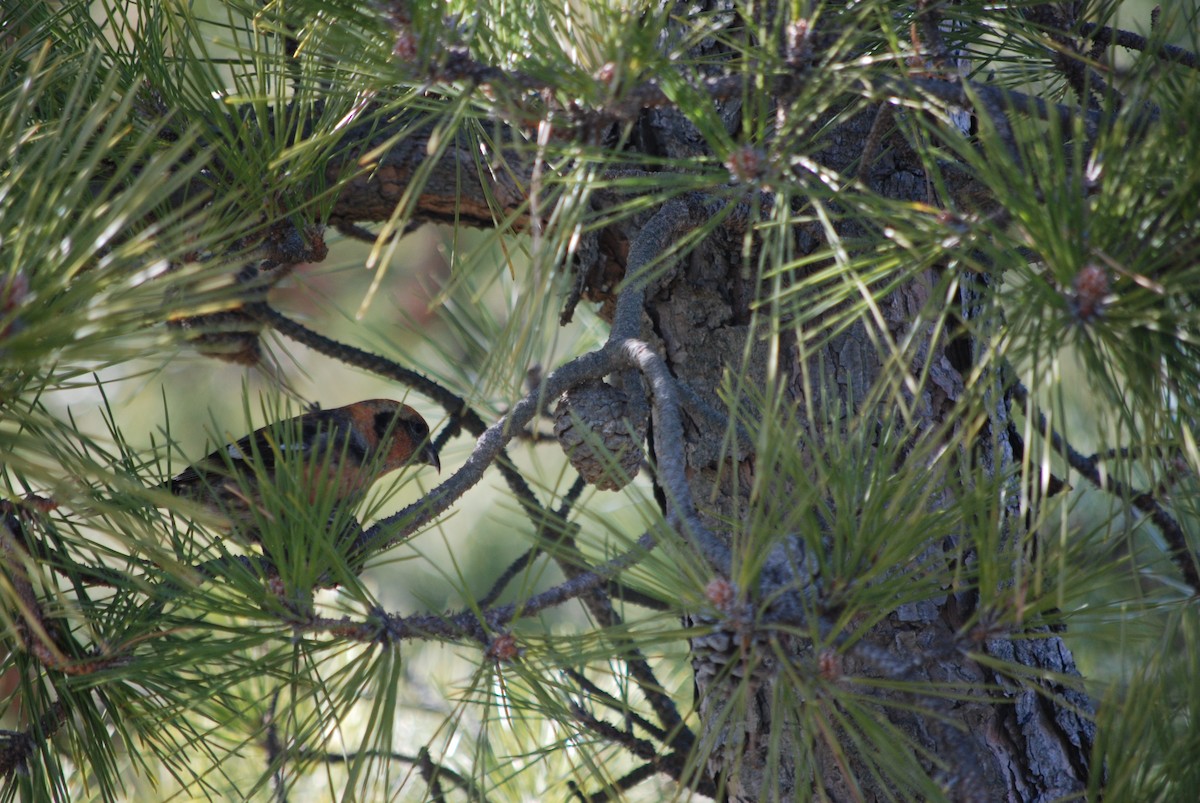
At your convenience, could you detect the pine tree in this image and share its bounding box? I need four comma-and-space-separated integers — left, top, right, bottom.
2, 0, 1199, 800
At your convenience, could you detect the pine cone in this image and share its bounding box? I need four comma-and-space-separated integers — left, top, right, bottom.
553, 380, 644, 490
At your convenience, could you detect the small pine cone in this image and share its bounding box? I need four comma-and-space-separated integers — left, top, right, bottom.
553, 380, 644, 490
1070, 263, 1110, 322
687, 610, 779, 690
168, 307, 263, 365
166, 261, 270, 366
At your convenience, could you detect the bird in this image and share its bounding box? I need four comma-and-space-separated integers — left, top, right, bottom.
161, 399, 440, 541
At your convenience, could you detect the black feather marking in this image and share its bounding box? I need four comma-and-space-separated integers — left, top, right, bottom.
373, 410, 397, 442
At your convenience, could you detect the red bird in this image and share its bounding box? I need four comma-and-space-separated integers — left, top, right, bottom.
163, 399, 439, 539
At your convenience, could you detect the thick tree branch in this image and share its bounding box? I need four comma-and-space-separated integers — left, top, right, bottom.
901, 76, 1101, 139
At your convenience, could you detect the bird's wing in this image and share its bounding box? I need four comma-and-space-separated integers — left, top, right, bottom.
168, 412, 350, 489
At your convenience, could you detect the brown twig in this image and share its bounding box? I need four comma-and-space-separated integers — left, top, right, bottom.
567, 705, 713, 799
857, 103, 896, 183
561, 667, 669, 743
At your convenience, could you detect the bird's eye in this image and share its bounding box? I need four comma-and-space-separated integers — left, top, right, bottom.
406, 417, 429, 441
373, 410, 397, 440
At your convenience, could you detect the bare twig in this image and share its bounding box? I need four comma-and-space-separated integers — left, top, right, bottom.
856, 103, 896, 182
0, 516, 130, 676
562, 667, 669, 742
578, 762, 661, 803
360, 348, 612, 550
265, 287, 689, 742
1079, 23, 1199, 71
569, 703, 659, 761
568, 706, 712, 798
1019, 5, 1107, 110
608, 201, 732, 575
263, 691, 289, 803
618, 339, 732, 574
478, 474, 588, 607
418, 746, 447, 803
303, 747, 491, 802
900, 76, 1101, 139
1011, 382, 1199, 593
361, 200, 731, 572
0, 700, 69, 778
301, 533, 656, 643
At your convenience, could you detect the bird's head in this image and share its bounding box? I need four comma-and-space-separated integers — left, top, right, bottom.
354, 399, 441, 475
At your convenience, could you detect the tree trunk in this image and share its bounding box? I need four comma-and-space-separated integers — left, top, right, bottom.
633, 97, 1095, 802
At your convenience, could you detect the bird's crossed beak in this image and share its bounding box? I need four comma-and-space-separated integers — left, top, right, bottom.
420, 441, 441, 474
